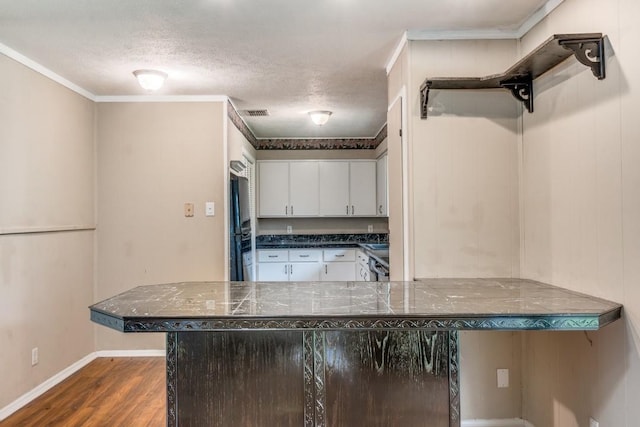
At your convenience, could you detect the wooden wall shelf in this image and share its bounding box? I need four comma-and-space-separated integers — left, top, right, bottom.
420, 33, 606, 119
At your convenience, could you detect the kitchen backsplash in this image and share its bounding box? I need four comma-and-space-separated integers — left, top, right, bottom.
257, 217, 389, 235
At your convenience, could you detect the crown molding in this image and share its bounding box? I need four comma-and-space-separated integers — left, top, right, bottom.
95, 95, 229, 103
404, 0, 564, 41
0, 42, 96, 100
515, 0, 564, 38
385, 32, 408, 75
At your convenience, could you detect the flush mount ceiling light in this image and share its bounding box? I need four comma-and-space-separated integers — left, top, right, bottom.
133, 69, 168, 91
308, 110, 332, 126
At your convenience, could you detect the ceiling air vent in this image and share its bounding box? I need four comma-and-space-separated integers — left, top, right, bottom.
241, 109, 270, 117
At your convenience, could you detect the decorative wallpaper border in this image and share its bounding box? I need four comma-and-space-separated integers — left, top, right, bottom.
227, 100, 387, 150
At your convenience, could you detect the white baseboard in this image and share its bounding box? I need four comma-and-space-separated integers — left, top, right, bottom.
0, 353, 97, 421
462, 419, 534, 427
0, 350, 165, 421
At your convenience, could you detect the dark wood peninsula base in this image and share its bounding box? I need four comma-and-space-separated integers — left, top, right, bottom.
90, 279, 621, 427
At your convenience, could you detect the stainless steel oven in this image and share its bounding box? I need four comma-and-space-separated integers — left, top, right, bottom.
368, 258, 389, 281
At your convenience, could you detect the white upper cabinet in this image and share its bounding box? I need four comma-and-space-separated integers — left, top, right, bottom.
258, 159, 377, 218
258, 161, 289, 217
258, 161, 319, 217
349, 161, 377, 216
289, 161, 319, 216
376, 154, 388, 217
319, 160, 376, 217
319, 161, 350, 216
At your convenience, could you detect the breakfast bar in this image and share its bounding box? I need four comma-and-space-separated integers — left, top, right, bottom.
90, 278, 622, 427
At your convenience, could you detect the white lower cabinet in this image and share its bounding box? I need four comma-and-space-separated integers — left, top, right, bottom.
289, 262, 321, 281
257, 262, 290, 281
321, 249, 356, 281
258, 249, 322, 282
257, 248, 356, 281
321, 261, 356, 281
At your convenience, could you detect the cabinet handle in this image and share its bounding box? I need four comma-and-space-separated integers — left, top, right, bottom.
268, 255, 278, 258
299, 254, 310, 258
291, 205, 294, 215
335, 254, 344, 258
284, 265, 288, 274
286, 206, 288, 215
290, 264, 293, 275
346, 205, 349, 215
378, 205, 383, 214
351, 205, 354, 215
325, 265, 328, 274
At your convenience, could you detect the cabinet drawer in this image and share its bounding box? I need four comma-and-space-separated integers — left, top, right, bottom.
323, 249, 355, 262
289, 249, 322, 262
258, 250, 289, 262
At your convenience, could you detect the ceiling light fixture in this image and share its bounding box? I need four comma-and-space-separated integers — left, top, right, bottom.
133, 69, 168, 91
308, 110, 332, 126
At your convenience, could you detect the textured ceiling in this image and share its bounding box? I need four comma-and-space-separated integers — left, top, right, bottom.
0, 0, 554, 139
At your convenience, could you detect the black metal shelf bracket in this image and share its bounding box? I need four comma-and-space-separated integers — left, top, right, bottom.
559, 37, 606, 80
420, 81, 432, 120
500, 76, 533, 113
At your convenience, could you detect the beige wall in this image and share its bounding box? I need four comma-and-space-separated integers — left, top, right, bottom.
402, 39, 522, 419
408, 39, 520, 279
0, 54, 95, 408
519, 0, 640, 425
96, 102, 226, 351
387, 43, 408, 280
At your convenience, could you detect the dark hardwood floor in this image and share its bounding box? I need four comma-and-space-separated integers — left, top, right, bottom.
0, 357, 165, 427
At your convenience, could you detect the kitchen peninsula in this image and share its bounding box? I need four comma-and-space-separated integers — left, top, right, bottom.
90, 279, 621, 427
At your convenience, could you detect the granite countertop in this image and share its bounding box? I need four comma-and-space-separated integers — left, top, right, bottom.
90, 278, 622, 333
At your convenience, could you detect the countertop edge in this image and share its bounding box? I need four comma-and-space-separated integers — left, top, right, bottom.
90, 310, 621, 333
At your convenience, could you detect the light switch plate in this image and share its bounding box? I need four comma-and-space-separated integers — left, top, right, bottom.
205, 202, 215, 216
287, 225, 293, 234
497, 369, 509, 388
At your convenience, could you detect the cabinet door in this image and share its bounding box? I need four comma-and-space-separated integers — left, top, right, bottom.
376, 155, 388, 217
257, 262, 289, 281
289, 161, 319, 216
349, 161, 377, 216
289, 262, 321, 282
258, 162, 290, 217
319, 161, 350, 216
321, 262, 356, 281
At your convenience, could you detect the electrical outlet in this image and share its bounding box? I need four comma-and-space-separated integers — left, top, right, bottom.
589, 417, 599, 427
286, 225, 293, 234
497, 368, 509, 388
184, 203, 194, 217
31, 347, 39, 366
367, 224, 373, 232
